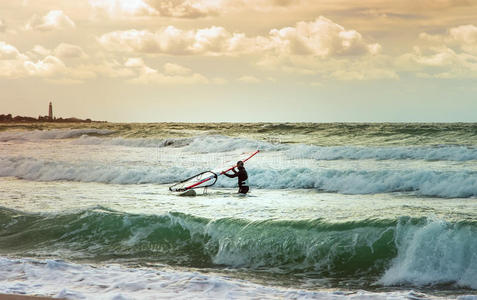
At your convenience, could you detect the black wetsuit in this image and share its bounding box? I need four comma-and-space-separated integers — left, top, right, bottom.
224, 166, 249, 194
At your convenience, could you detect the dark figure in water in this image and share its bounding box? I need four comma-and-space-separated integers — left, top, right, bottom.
224, 160, 249, 194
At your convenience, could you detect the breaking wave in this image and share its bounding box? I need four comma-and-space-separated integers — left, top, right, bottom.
74, 134, 477, 163
71, 134, 277, 152
71, 135, 189, 148
286, 144, 477, 162
0, 129, 113, 142
1, 156, 477, 197
2, 129, 477, 161
0, 156, 195, 185
0, 256, 375, 299
1, 207, 476, 289
249, 168, 477, 198
48, 133, 477, 161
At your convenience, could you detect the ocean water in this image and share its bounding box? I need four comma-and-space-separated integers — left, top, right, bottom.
0, 123, 477, 299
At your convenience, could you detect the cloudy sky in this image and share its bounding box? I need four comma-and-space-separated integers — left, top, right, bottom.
1, 0, 476, 122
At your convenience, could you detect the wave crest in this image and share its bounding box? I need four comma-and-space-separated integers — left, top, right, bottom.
0, 129, 113, 142
1, 156, 477, 197
1, 207, 477, 289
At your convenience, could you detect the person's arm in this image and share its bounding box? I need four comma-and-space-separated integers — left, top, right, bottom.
223, 168, 238, 178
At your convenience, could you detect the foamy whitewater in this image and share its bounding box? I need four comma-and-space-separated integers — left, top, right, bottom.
1, 123, 477, 299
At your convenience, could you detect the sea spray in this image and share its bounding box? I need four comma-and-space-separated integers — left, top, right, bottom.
0, 129, 114, 142
2, 156, 477, 197
2, 207, 477, 288
1, 256, 443, 299
4, 129, 477, 161
379, 217, 477, 289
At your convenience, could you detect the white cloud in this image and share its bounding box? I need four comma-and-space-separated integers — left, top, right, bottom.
124, 57, 146, 68
163, 62, 192, 75
89, 0, 222, 18
399, 24, 477, 78
125, 60, 209, 84
130, 70, 209, 84
98, 26, 240, 55
0, 41, 22, 59
82, 60, 135, 78
0, 42, 27, 78
31, 45, 51, 57
397, 46, 477, 78
24, 55, 67, 77
98, 29, 157, 52
97, 17, 392, 81
25, 10, 75, 31
268, 17, 379, 57
99, 17, 380, 59
94, 57, 212, 84
89, 0, 159, 17
0, 42, 52, 78
1, 40, 214, 84
88, 0, 305, 18
122, 57, 156, 75
330, 67, 399, 80
54, 43, 87, 58
0, 41, 214, 84
418, 24, 477, 54
237, 75, 261, 83
448, 24, 477, 54
148, 0, 220, 18
0, 41, 94, 82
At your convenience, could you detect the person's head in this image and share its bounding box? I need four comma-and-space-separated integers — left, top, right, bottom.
237, 161, 244, 168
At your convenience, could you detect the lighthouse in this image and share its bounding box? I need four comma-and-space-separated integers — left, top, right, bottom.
48, 102, 53, 120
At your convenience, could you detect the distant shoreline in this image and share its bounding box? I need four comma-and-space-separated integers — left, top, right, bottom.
0, 114, 106, 123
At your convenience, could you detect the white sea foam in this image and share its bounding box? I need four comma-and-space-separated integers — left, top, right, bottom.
2, 129, 477, 161
0, 256, 449, 300
71, 134, 275, 152
379, 218, 477, 289
71, 135, 178, 148
287, 144, 477, 161
249, 168, 477, 197
0, 156, 194, 184
248, 168, 477, 198
64, 134, 477, 161
1, 156, 477, 197
66, 134, 477, 161
182, 135, 279, 152
0, 129, 113, 142
65, 134, 477, 162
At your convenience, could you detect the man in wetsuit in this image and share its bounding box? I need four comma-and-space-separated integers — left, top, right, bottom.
224, 160, 249, 194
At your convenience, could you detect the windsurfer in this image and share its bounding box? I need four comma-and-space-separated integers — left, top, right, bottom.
224, 160, 249, 194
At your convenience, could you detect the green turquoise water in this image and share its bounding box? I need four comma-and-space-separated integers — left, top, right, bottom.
1, 123, 477, 298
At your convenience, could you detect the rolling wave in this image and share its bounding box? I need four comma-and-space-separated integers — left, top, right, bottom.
72, 134, 277, 152
1, 123, 477, 146
0, 156, 194, 185
287, 144, 477, 161
3, 129, 477, 161
250, 168, 477, 198
0, 129, 114, 142
1, 156, 476, 197
1, 207, 476, 289
71, 135, 191, 148
73, 134, 477, 161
